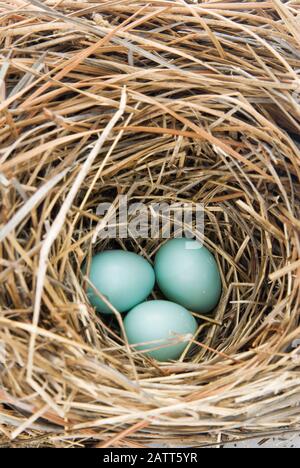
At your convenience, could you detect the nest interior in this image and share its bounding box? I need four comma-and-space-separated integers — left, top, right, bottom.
0, 0, 300, 448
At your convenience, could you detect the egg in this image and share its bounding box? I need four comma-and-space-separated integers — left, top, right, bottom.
87, 251, 155, 314
154, 238, 222, 314
124, 300, 197, 361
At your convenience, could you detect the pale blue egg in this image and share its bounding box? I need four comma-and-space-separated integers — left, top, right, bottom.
155, 238, 222, 313
87, 251, 155, 314
124, 300, 197, 361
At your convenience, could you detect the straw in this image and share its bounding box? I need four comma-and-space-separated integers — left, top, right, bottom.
0, 0, 299, 448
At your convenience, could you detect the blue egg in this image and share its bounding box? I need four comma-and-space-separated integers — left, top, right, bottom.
87, 251, 155, 314
155, 238, 222, 313
124, 300, 198, 361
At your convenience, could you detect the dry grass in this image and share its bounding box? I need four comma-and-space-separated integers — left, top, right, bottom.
0, 0, 300, 448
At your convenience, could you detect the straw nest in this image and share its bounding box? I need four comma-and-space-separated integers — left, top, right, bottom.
0, 0, 300, 448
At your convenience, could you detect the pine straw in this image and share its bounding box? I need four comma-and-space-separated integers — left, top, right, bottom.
0, 0, 300, 448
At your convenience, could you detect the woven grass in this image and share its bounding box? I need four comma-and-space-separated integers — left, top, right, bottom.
0, 0, 300, 448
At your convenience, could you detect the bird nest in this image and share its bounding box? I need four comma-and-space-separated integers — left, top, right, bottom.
0, 0, 300, 448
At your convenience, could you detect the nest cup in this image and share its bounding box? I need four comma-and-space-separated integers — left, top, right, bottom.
0, 1, 300, 448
